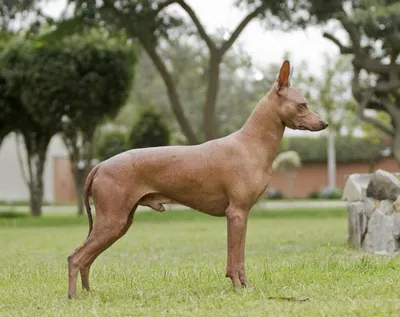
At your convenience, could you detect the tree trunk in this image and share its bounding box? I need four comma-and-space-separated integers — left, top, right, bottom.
72, 165, 85, 216
29, 183, 43, 217
368, 159, 376, 173
63, 131, 94, 216
139, 38, 199, 145
20, 132, 50, 217
392, 127, 400, 166
203, 53, 222, 140
327, 130, 336, 189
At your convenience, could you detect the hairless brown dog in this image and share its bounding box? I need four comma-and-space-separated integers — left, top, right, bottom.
67, 60, 328, 298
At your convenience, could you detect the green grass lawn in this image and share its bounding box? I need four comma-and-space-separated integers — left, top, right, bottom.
1, 207, 400, 317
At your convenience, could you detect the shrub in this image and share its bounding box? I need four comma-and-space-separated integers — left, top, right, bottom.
307, 190, 321, 199
266, 188, 285, 200
279, 136, 387, 163
96, 130, 127, 161
320, 187, 343, 199
127, 107, 170, 149
308, 187, 343, 200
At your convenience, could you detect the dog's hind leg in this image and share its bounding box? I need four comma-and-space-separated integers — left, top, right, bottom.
68, 204, 136, 299
79, 207, 137, 292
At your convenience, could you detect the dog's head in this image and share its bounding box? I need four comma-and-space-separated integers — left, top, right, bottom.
270, 60, 328, 132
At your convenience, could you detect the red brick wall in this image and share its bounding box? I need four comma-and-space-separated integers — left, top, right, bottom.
53, 157, 76, 203
269, 156, 400, 198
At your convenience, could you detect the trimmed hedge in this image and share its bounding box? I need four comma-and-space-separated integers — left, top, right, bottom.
96, 130, 127, 162
279, 136, 387, 163
127, 107, 170, 149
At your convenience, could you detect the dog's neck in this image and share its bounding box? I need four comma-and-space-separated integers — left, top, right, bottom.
239, 92, 285, 167
241, 92, 285, 141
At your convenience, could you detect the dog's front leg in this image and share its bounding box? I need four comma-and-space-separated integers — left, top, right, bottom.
225, 206, 249, 289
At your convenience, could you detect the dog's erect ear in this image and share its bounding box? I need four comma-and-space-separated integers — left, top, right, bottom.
277, 60, 291, 90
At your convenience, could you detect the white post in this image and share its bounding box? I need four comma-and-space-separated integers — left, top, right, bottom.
327, 129, 336, 189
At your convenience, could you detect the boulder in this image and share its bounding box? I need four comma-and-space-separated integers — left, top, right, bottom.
366, 169, 400, 201
342, 173, 371, 202
346, 170, 400, 254
362, 200, 397, 254
347, 201, 367, 248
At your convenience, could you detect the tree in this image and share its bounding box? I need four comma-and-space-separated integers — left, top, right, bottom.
286, 0, 400, 164
0, 0, 39, 30
0, 31, 17, 147
127, 107, 170, 149
1, 30, 135, 216
35, 0, 292, 144
1, 39, 70, 216
49, 29, 135, 215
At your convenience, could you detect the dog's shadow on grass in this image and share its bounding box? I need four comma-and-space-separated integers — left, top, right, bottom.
266, 296, 309, 302
230, 285, 310, 303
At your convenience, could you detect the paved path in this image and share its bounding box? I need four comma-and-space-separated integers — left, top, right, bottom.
0, 200, 347, 213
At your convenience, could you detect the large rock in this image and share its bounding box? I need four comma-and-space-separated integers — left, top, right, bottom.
346, 170, 400, 254
362, 200, 400, 254
366, 169, 400, 201
347, 201, 367, 248
342, 173, 372, 202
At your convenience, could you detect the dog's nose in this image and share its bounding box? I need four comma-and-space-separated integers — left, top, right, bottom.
320, 120, 329, 129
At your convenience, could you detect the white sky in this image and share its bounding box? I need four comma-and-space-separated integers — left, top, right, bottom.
42, 0, 352, 137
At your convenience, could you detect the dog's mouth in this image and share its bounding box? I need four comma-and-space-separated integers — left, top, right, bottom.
296, 125, 307, 130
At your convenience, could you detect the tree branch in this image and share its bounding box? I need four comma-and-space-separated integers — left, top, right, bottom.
339, 17, 362, 52
176, 0, 216, 51
375, 79, 400, 93
337, 15, 397, 75
387, 33, 400, 54
323, 32, 353, 54
352, 67, 395, 135
357, 92, 395, 136
155, 0, 179, 15
379, 95, 400, 120
220, 4, 267, 55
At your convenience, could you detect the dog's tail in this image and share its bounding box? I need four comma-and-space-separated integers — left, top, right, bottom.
84, 164, 100, 239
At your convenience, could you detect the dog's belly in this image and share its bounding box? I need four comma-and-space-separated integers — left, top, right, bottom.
138, 192, 229, 217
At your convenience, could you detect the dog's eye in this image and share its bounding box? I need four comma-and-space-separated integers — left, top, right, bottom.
298, 103, 307, 108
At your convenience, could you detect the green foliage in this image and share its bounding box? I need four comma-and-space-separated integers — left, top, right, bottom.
0, 30, 135, 146
307, 187, 343, 199
265, 188, 285, 199
55, 29, 135, 135
279, 136, 387, 163
0, 29, 136, 215
0, 0, 40, 30
361, 110, 392, 144
2, 40, 73, 134
96, 130, 128, 162
127, 107, 170, 149
307, 190, 321, 199
320, 187, 344, 199
43, 0, 185, 46
0, 68, 17, 142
